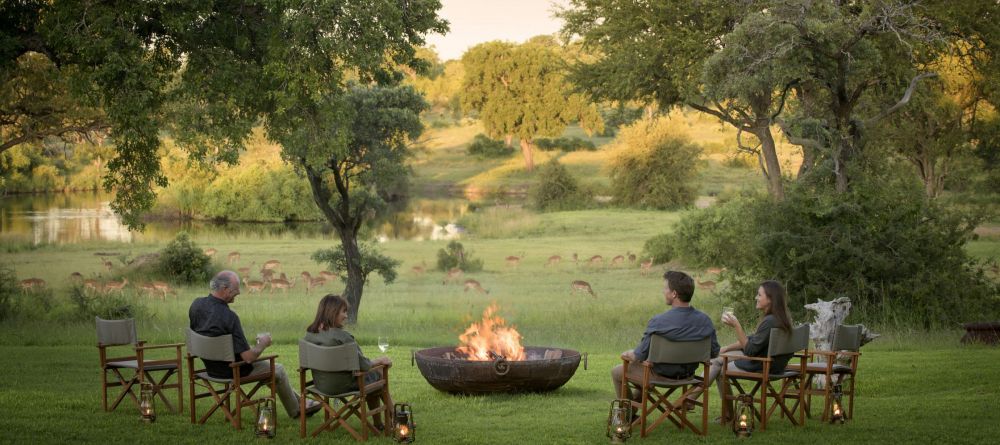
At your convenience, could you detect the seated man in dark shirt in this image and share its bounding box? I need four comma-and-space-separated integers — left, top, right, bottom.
189, 270, 320, 419
612, 270, 720, 401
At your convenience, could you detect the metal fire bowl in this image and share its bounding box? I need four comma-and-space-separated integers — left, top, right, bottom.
414, 346, 581, 394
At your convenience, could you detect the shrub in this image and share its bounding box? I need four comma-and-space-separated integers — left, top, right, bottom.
534, 137, 597, 152
312, 242, 401, 285
608, 118, 701, 209
640, 233, 675, 265
68, 285, 141, 320
436, 241, 484, 272
0, 263, 19, 321
530, 158, 592, 211
467, 134, 513, 158
667, 177, 1000, 328
158, 232, 213, 284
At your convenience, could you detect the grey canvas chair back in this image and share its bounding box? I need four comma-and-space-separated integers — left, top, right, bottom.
832, 324, 863, 352
186, 328, 235, 362
767, 324, 810, 357
647, 335, 712, 364
298, 339, 360, 373
96, 317, 138, 346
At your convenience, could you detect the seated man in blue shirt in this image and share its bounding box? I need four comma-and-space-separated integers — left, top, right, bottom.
612, 270, 720, 401
189, 270, 320, 419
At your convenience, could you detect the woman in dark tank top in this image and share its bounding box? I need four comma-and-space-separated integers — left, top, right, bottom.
724, 280, 794, 373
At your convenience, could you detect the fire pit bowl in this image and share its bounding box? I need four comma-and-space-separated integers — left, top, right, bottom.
414, 346, 582, 394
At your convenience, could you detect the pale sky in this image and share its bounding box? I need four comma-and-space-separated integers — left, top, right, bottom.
425, 0, 571, 61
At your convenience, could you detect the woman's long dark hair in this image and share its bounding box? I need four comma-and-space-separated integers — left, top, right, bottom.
760, 280, 792, 332
307, 294, 349, 333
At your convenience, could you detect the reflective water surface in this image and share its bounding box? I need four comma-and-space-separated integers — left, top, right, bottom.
0, 192, 479, 244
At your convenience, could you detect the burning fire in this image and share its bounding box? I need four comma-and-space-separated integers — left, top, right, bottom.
457, 304, 525, 361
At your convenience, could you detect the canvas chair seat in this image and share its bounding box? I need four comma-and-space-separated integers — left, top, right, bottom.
185, 328, 277, 430
621, 336, 713, 438
805, 362, 853, 374
194, 370, 273, 384
298, 339, 392, 441
721, 325, 810, 432
106, 360, 178, 371
96, 317, 184, 415
306, 379, 387, 399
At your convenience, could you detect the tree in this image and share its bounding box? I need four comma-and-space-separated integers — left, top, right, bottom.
560, 0, 792, 199
461, 40, 602, 171
285, 84, 428, 323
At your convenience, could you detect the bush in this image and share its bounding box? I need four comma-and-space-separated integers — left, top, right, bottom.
534, 137, 597, 152
0, 263, 19, 321
530, 158, 592, 211
667, 178, 1000, 328
312, 242, 401, 285
68, 285, 142, 320
467, 134, 513, 158
608, 118, 701, 209
436, 241, 484, 272
640, 233, 675, 265
158, 232, 213, 284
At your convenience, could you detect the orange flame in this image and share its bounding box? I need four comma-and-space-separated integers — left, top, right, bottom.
456, 304, 525, 361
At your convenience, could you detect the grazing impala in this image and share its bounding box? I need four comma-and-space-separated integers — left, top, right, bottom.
306, 277, 327, 293
611, 255, 625, 267
83, 279, 103, 293
237, 262, 256, 280
152, 281, 174, 299
69, 272, 84, 283
246, 280, 266, 293
269, 277, 295, 294
545, 255, 562, 267
705, 267, 726, 276
572, 253, 579, 264
19, 278, 46, 292
696, 278, 716, 292
640, 258, 654, 276
442, 268, 463, 284
627, 252, 637, 264
260, 268, 276, 283
505, 254, 524, 267
463, 279, 489, 294
102, 259, 114, 271
203, 248, 217, 258
570, 280, 597, 297
587, 255, 604, 268
139, 282, 159, 298
262, 259, 281, 271
103, 278, 128, 295
319, 270, 337, 281
227, 251, 241, 264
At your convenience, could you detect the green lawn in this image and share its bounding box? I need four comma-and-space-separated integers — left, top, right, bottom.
2, 209, 998, 443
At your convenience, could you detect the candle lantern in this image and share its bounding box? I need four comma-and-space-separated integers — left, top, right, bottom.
254, 397, 277, 439
732, 394, 755, 438
393, 402, 415, 443
139, 382, 156, 423
830, 384, 845, 424
606, 399, 633, 443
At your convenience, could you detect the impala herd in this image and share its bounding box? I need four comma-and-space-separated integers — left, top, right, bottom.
16, 246, 728, 302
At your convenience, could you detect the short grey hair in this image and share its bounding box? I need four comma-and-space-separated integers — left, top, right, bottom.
210, 271, 236, 293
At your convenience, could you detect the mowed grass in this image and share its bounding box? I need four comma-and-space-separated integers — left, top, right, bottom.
2, 209, 1000, 443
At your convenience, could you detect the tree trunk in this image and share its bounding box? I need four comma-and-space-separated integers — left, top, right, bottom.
519, 138, 534, 172
338, 224, 366, 324
504, 134, 513, 147
753, 125, 785, 201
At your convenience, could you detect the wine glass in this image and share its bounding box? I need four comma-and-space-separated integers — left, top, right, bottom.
721, 307, 734, 323
256, 331, 271, 345
378, 336, 389, 353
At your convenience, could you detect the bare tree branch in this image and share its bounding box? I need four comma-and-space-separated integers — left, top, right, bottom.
864, 72, 938, 125
0, 119, 110, 153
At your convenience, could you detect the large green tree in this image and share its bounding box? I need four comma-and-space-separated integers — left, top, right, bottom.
461, 40, 602, 171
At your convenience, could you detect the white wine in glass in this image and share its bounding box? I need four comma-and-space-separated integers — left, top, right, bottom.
378, 336, 389, 353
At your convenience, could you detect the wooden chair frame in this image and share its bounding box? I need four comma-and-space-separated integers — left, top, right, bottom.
721, 325, 809, 431
96, 317, 183, 414
798, 325, 862, 421
298, 340, 392, 441
185, 328, 277, 430
621, 336, 712, 437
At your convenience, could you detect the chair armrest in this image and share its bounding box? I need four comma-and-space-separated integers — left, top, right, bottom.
722, 353, 771, 363
231, 354, 278, 368
135, 342, 184, 351
353, 362, 389, 376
